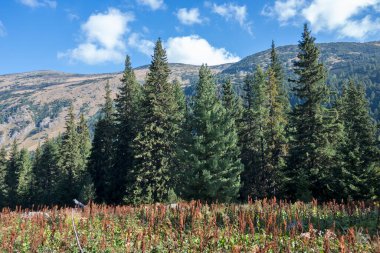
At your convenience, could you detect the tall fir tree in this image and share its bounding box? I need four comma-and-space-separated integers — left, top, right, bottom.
266, 67, 288, 196
5, 140, 20, 207
242, 66, 271, 199
180, 65, 243, 203
286, 24, 339, 201
0, 147, 7, 207
339, 80, 379, 200
113, 56, 142, 204
77, 113, 94, 202
33, 139, 60, 205
16, 148, 33, 206
58, 105, 82, 204
132, 39, 184, 203
88, 81, 116, 203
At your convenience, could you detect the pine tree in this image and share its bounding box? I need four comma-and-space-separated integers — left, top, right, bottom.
180, 65, 243, 202
33, 139, 60, 205
222, 78, 243, 124
88, 81, 116, 203
0, 147, 8, 207
5, 140, 20, 207
77, 113, 94, 202
339, 80, 379, 199
16, 148, 33, 206
266, 67, 288, 196
246, 66, 272, 198
113, 56, 142, 204
58, 106, 82, 204
132, 39, 184, 203
286, 24, 337, 201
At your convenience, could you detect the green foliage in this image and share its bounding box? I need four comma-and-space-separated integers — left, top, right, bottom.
339, 81, 380, 200
16, 148, 33, 206
5, 140, 20, 207
0, 147, 7, 207
88, 81, 116, 203
113, 56, 142, 204
132, 39, 185, 203
180, 65, 243, 202
33, 139, 60, 206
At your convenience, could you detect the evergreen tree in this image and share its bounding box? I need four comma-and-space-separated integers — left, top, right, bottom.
0, 147, 7, 207
339, 80, 379, 199
266, 67, 288, 196
5, 140, 20, 207
77, 113, 94, 202
58, 106, 82, 204
132, 39, 184, 203
286, 24, 338, 201
16, 148, 33, 206
180, 65, 243, 202
33, 139, 60, 205
88, 81, 116, 203
222, 78, 243, 124
242, 66, 271, 199
113, 56, 142, 204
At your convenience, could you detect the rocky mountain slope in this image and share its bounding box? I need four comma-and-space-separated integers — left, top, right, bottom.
1, 41, 379, 150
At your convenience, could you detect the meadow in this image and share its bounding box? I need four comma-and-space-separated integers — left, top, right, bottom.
0, 198, 379, 252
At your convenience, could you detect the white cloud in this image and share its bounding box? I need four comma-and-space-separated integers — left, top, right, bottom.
166, 35, 240, 65
58, 8, 134, 65
137, 0, 164, 10
263, 0, 380, 39
339, 15, 380, 39
128, 33, 155, 56
19, 0, 57, 8
0, 21, 6, 37
262, 0, 305, 24
176, 8, 203, 25
209, 3, 252, 34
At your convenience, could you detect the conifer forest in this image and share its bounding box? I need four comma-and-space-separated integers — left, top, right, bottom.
0, 25, 379, 252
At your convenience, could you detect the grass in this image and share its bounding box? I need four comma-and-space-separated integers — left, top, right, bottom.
0, 198, 379, 252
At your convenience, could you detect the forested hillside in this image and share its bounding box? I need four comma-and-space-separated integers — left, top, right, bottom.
0, 25, 378, 208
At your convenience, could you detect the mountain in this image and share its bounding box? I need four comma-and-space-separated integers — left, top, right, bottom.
1, 41, 379, 150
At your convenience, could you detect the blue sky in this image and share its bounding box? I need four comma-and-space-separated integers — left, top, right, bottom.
0, 0, 379, 74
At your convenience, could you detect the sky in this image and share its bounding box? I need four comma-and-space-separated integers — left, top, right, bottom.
0, 0, 379, 74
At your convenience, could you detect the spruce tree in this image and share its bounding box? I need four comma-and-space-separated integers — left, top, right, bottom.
5, 140, 20, 207
33, 139, 60, 205
246, 66, 273, 198
0, 147, 7, 207
286, 24, 337, 201
88, 81, 116, 203
340, 81, 379, 199
132, 39, 184, 203
58, 106, 82, 204
266, 67, 288, 196
180, 65, 243, 202
113, 56, 141, 204
16, 148, 33, 206
77, 113, 94, 202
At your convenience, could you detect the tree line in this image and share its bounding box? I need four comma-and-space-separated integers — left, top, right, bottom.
0, 25, 379, 208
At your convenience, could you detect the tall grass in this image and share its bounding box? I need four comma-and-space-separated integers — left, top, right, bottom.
0, 199, 379, 252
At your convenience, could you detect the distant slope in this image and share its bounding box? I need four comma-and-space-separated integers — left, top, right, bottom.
0, 41, 379, 150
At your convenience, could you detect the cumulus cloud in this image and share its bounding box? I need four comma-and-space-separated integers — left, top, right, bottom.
209, 2, 252, 34
0, 21, 6, 37
137, 0, 164, 10
58, 8, 134, 65
19, 0, 57, 8
165, 35, 240, 65
262, 0, 305, 24
128, 33, 155, 56
176, 8, 203, 25
262, 0, 380, 39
